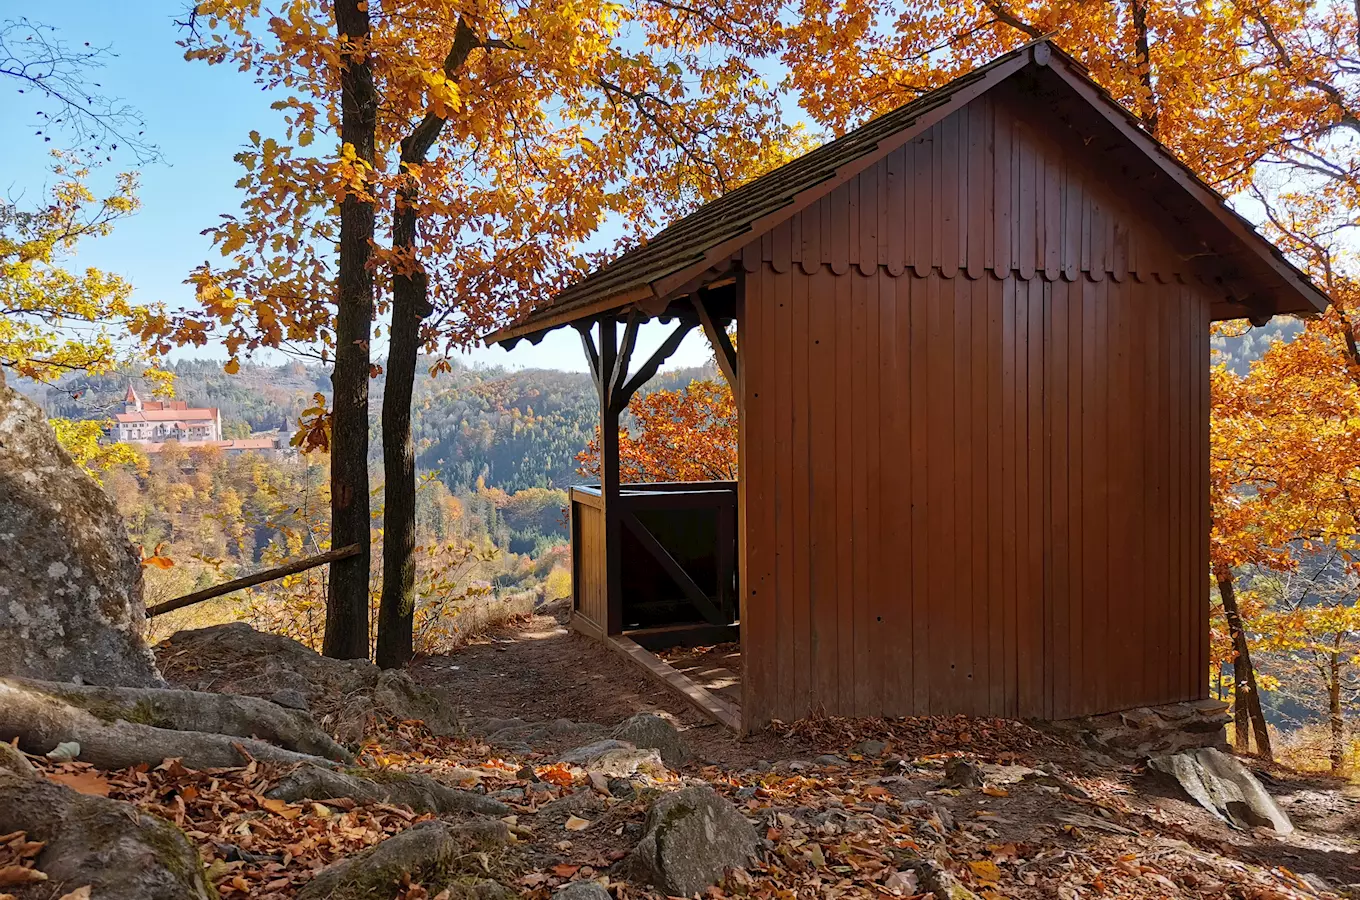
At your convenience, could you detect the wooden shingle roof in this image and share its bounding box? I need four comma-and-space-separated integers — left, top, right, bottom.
488, 40, 1328, 345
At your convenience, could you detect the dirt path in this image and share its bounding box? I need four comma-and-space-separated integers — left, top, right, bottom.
408, 603, 800, 769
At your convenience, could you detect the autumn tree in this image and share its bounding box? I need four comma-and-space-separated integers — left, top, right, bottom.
146, 0, 797, 665
1, 19, 163, 385
1254, 555, 1360, 772
580, 379, 737, 483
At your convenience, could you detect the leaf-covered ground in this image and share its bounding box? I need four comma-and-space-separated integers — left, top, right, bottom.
8, 608, 1360, 900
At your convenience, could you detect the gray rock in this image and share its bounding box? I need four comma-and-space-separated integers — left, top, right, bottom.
1149, 748, 1293, 833
269, 688, 310, 710
619, 785, 759, 896
297, 818, 511, 900
0, 741, 33, 776
814, 754, 850, 768
852, 739, 888, 758
374, 669, 460, 736
0, 372, 162, 687
553, 882, 612, 900
560, 739, 631, 764
0, 769, 213, 899
611, 713, 691, 767
945, 757, 983, 787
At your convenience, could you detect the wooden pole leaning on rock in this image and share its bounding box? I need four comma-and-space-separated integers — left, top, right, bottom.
147, 543, 362, 618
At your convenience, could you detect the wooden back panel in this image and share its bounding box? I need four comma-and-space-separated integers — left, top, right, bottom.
738, 93, 1212, 727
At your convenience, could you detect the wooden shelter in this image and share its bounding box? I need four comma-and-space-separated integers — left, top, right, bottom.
487, 40, 1329, 732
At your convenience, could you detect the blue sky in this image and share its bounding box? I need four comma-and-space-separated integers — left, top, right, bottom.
1, 1, 714, 373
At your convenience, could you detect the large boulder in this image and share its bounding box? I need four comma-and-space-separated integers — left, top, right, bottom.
619, 785, 759, 895
0, 372, 161, 687
0, 768, 213, 899
296, 819, 513, 900
1149, 747, 1293, 833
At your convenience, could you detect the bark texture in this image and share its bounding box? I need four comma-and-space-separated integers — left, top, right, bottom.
4, 677, 353, 761
376, 18, 480, 668
0, 770, 215, 900
0, 678, 339, 770
267, 763, 510, 816
326, 0, 378, 661
1218, 574, 1273, 759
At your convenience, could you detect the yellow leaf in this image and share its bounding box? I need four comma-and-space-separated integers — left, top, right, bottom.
260, 797, 302, 819
564, 815, 591, 831
968, 860, 1002, 884
224, 358, 240, 375
980, 784, 1008, 797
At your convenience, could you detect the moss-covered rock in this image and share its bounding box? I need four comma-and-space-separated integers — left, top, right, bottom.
618, 785, 758, 896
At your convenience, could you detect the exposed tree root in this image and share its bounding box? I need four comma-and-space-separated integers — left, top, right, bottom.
0, 678, 342, 770
267, 763, 510, 816
5, 677, 354, 761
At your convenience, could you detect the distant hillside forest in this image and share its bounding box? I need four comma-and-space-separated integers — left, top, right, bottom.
21, 356, 718, 496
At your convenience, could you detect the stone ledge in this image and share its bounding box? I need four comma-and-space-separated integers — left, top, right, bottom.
1050, 700, 1230, 760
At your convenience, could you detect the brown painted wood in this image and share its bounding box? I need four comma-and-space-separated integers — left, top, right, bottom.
607, 636, 742, 730
565, 89, 1221, 729
571, 495, 607, 631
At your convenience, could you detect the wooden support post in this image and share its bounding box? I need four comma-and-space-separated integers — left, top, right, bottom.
598, 316, 626, 635
582, 312, 697, 637
716, 496, 736, 622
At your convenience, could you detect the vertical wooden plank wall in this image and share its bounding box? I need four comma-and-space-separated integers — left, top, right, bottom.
570, 494, 608, 632
739, 91, 1213, 727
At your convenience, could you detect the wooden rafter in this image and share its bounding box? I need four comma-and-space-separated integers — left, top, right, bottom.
694, 294, 737, 388
608, 311, 642, 409
575, 322, 601, 386
615, 319, 696, 413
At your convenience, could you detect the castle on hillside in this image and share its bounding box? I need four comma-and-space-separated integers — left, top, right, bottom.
112, 385, 223, 444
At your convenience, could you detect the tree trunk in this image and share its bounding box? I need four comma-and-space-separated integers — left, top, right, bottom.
1129, 0, 1158, 136
1218, 573, 1273, 759
325, 0, 378, 661
375, 191, 424, 669
1330, 653, 1344, 773
374, 18, 479, 669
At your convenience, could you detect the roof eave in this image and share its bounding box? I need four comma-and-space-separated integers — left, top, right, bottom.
485, 45, 1043, 347
1038, 55, 1329, 318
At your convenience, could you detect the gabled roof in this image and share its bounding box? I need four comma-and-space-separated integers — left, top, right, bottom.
489, 40, 1329, 346
115, 408, 218, 424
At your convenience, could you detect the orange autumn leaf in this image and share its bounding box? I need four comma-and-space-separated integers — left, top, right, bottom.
45, 770, 111, 797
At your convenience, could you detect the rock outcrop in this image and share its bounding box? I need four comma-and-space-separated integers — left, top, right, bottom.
1149, 747, 1293, 833
0, 768, 214, 900
0, 371, 161, 687
619, 785, 759, 895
